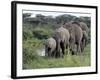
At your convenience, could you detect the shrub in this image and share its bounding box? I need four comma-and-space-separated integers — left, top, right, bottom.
32, 27, 53, 39
23, 29, 33, 40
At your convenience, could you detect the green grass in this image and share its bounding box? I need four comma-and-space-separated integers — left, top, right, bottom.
23, 44, 91, 69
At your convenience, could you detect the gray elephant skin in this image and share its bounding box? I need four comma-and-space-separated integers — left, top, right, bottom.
53, 26, 70, 58
45, 37, 56, 58
81, 30, 88, 52
79, 22, 89, 34
64, 22, 83, 55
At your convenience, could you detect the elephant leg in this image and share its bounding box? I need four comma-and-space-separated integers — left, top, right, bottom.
70, 42, 75, 55
50, 50, 53, 58
48, 48, 52, 58
79, 44, 81, 54
50, 50, 53, 57
45, 49, 48, 57
45, 45, 48, 57
60, 42, 65, 57
52, 50, 56, 58
51, 48, 56, 58
76, 45, 78, 55
49, 51, 54, 58
77, 43, 81, 55
67, 44, 69, 55
80, 41, 83, 52
48, 51, 50, 57
78, 42, 84, 63
81, 39, 85, 52
66, 42, 70, 55
56, 40, 61, 58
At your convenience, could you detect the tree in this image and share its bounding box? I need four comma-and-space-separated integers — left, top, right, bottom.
23, 13, 32, 23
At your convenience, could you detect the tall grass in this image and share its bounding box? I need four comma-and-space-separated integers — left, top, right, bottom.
23, 44, 90, 69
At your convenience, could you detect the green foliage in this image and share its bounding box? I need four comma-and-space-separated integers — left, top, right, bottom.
23, 39, 43, 68
55, 14, 76, 24
32, 27, 53, 39
23, 29, 33, 40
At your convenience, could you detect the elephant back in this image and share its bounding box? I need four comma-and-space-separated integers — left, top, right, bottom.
54, 27, 70, 42
72, 23, 83, 43
46, 38, 56, 49
64, 22, 83, 44
79, 22, 89, 33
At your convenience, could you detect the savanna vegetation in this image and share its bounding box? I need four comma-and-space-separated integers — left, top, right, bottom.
23, 12, 91, 69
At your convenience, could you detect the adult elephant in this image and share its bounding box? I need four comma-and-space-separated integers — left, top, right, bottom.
79, 22, 89, 46
71, 21, 89, 52
63, 22, 83, 55
71, 21, 89, 34
79, 22, 89, 34
53, 26, 70, 58
81, 30, 88, 52
45, 37, 56, 58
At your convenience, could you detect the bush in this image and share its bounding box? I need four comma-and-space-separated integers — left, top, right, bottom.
32, 27, 53, 39
23, 38, 44, 65
23, 29, 33, 40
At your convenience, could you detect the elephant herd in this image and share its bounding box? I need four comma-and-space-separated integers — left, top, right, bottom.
45, 21, 89, 58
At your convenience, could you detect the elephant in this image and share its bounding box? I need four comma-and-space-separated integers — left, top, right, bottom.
71, 21, 89, 52
71, 21, 89, 34
45, 37, 56, 58
79, 22, 90, 45
79, 22, 89, 34
53, 26, 70, 58
63, 22, 83, 55
81, 30, 88, 52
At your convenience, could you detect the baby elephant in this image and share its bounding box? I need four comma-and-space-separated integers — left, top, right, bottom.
45, 37, 56, 58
